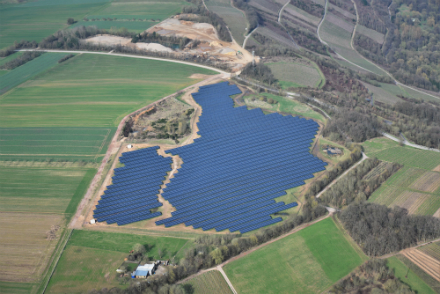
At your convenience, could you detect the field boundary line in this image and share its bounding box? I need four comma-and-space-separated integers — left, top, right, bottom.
40, 229, 73, 294
18, 49, 228, 75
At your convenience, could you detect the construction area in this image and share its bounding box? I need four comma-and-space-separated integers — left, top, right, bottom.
84, 15, 255, 72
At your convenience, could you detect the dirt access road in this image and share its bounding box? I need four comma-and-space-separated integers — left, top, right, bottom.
69, 73, 228, 229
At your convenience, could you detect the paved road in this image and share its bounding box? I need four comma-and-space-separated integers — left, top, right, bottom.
382, 132, 440, 152
18, 49, 228, 75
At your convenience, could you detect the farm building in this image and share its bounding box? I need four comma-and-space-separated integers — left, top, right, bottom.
131, 263, 157, 278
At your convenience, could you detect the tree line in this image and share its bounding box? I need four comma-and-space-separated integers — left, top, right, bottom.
319, 158, 402, 208
232, 0, 259, 31
339, 202, 440, 256
330, 259, 416, 293
0, 51, 43, 70
303, 144, 363, 199
240, 62, 278, 86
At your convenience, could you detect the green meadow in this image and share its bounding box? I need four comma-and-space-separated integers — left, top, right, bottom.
0, 52, 69, 94
387, 256, 436, 294
0, 53, 215, 161
267, 61, 324, 89
0, 166, 95, 217
363, 137, 440, 170
67, 230, 191, 259
184, 270, 233, 294
0, 0, 111, 49
46, 229, 194, 292
223, 218, 364, 294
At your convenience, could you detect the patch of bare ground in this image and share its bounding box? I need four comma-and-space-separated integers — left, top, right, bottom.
433, 164, 440, 172
0, 212, 64, 282
401, 249, 440, 282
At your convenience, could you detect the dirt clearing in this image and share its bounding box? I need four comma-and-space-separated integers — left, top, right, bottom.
0, 212, 65, 282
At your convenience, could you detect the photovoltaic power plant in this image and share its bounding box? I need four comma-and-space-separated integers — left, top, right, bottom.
93, 146, 170, 225
94, 82, 327, 233
156, 82, 327, 233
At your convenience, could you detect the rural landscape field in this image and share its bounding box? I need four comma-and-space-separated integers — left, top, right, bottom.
1, 0, 440, 292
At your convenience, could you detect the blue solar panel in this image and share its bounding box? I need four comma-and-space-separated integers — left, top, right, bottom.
94, 82, 326, 230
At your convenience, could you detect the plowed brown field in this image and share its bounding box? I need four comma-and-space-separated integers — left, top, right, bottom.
401, 249, 440, 282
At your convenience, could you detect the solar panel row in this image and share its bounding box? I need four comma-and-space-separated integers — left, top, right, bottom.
93, 146, 171, 224
155, 82, 327, 233
94, 81, 326, 233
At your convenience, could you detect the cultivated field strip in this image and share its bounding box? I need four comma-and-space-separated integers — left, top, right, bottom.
409, 171, 440, 193
402, 249, 440, 282
419, 242, 440, 261
185, 270, 233, 294
0, 212, 65, 282
390, 191, 430, 214
0, 53, 68, 94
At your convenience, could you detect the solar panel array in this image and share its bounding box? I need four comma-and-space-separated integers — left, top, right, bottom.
94, 82, 327, 233
93, 146, 170, 225
155, 82, 327, 233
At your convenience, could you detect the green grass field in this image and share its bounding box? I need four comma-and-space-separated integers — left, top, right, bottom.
46, 245, 128, 294
46, 230, 194, 292
70, 20, 153, 31
0, 1, 111, 49
68, 230, 192, 260
0, 53, 69, 94
0, 53, 214, 161
184, 270, 233, 294
267, 61, 323, 88
361, 81, 404, 104
365, 137, 440, 215
243, 93, 325, 123
387, 256, 436, 294
0, 281, 37, 294
223, 218, 364, 294
363, 138, 440, 170
0, 166, 95, 216
0, 0, 190, 50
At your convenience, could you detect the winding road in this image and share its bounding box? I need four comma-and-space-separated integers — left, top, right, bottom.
316, 0, 439, 101
278, 0, 301, 50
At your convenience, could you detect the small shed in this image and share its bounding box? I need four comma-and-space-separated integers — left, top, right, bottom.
127, 144, 133, 149
132, 263, 156, 278
90, 219, 96, 224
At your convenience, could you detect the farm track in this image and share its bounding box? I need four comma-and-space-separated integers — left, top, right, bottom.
70, 73, 227, 229
278, 0, 301, 50
316, 152, 368, 198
